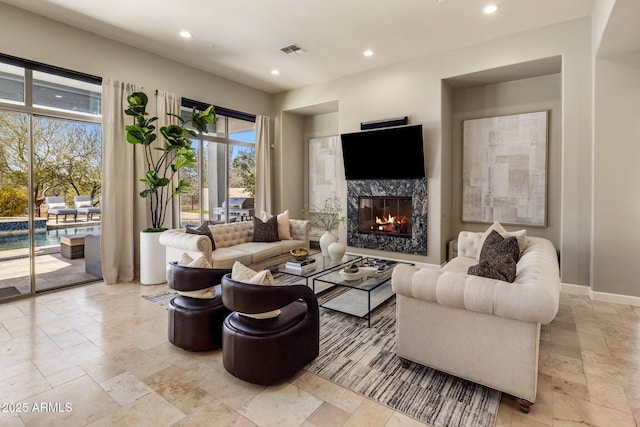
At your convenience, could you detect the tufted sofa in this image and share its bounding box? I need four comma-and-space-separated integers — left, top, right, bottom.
391, 230, 560, 412
159, 219, 311, 270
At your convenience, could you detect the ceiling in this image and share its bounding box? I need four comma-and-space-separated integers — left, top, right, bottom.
0, 0, 604, 94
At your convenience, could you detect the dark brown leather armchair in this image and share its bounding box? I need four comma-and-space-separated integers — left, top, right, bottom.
167, 262, 231, 351
221, 274, 320, 385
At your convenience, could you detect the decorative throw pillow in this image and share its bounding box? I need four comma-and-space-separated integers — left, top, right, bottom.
185, 222, 216, 250
253, 215, 280, 242
76, 200, 92, 208
231, 261, 280, 319
176, 254, 216, 298
468, 253, 517, 283
262, 210, 292, 240
178, 253, 212, 269
480, 230, 520, 264
47, 202, 66, 209
475, 221, 508, 260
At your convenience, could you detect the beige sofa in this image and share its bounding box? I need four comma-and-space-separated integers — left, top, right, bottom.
159, 219, 311, 270
391, 231, 560, 412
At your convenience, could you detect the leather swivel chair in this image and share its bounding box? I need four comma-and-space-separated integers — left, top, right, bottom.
221, 274, 320, 385
167, 262, 231, 351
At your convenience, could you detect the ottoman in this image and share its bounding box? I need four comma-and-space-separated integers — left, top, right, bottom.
168, 286, 230, 351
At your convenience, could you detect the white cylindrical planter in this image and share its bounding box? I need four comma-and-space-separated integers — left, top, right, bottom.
328, 241, 346, 261
140, 231, 166, 285
319, 231, 338, 257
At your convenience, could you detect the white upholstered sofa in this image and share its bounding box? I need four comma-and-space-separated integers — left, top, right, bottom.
159, 219, 311, 270
391, 228, 560, 412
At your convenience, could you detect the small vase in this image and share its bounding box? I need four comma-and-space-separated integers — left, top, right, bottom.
319, 231, 338, 257
328, 241, 346, 261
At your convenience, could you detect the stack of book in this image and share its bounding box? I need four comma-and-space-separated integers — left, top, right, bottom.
285, 257, 317, 272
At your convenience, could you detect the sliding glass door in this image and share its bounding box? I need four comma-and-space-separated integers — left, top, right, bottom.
0, 59, 102, 300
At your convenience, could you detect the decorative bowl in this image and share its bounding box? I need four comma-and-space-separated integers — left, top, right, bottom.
290, 247, 309, 261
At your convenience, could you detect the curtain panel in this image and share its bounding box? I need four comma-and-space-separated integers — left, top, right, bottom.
101, 79, 144, 284
255, 115, 273, 215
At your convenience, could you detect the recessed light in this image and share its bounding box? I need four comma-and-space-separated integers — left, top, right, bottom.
55, 95, 62, 98
483, 4, 498, 14
363, 50, 374, 57
271, 69, 280, 75
179, 31, 192, 39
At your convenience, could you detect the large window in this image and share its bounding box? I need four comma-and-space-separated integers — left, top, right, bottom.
180, 106, 256, 227
0, 55, 102, 298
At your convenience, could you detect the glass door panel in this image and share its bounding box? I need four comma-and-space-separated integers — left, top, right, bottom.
32, 115, 102, 292
0, 110, 32, 299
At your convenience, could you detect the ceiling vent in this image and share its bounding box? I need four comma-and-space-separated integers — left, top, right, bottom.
280, 43, 307, 56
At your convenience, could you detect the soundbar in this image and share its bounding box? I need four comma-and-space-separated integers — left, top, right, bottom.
360, 116, 408, 130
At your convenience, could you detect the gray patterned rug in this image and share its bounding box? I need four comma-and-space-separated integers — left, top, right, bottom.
143, 285, 500, 426
307, 297, 500, 427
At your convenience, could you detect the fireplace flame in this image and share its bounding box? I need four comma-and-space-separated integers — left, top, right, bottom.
375, 214, 406, 225
374, 214, 407, 232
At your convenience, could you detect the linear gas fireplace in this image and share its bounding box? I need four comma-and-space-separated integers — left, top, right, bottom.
358, 196, 412, 238
347, 178, 427, 255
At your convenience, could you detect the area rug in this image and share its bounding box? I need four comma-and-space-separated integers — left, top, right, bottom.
143, 286, 500, 426
306, 298, 500, 427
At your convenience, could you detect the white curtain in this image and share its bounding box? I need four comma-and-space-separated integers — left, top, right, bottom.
255, 115, 272, 215
101, 79, 144, 284
156, 91, 182, 229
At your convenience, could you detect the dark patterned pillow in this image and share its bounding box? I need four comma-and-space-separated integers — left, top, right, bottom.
253, 216, 279, 242
468, 253, 517, 283
186, 222, 215, 250
479, 230, 520, 263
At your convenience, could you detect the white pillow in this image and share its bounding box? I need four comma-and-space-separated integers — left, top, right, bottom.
475, 221, 528, 260
47, 202, 66, 209
76, 201, 92, 208
178, 253, 212, 269
262, 210, 292, 240
231, 261, 281, 319
175, 253, 215, 298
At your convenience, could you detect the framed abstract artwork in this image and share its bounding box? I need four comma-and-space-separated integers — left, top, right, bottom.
308, 136, 339, 212
462, 111, 548, 226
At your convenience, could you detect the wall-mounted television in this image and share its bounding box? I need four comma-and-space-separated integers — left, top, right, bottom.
340, 124, 425, 180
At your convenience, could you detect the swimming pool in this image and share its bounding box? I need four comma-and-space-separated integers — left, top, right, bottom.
0, 225, 101, 251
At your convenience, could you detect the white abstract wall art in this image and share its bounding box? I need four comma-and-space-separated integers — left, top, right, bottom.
462, 111, 548, 226
308, 136, 339, 212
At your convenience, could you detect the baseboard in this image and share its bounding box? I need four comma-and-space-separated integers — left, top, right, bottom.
561, 283, 640, 307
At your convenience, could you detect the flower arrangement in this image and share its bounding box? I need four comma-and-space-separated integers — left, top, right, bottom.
308, 196, 346, 232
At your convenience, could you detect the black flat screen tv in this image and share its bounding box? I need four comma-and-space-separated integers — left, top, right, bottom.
340, 124, 425, 180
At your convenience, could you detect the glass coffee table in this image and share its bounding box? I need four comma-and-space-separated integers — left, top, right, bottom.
272, 252, 362, 293
312, 258, 400, 327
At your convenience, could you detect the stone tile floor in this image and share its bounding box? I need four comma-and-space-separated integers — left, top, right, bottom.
0, 282, 638, 426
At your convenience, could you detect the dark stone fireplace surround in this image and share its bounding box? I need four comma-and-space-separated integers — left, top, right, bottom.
347, 178, 427, 255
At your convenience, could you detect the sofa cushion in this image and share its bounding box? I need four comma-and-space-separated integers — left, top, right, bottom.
232, 242, 282, 263
210, 247, 253, 269
186, 222, 216, 249
253, 216, 280, 242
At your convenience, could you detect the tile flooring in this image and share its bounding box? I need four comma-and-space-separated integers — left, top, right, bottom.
0, 282, 638, 426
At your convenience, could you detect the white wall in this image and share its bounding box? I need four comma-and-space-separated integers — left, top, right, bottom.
592, 49, 640, 297
273, 18, 592, 285
0, 3, 271, 116
450, 74, 562, 251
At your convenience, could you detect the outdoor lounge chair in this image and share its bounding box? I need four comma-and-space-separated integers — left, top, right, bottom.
45, 196, 77, 224
74, 195, 101, 221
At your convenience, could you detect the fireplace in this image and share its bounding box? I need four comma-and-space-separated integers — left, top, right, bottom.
347, 178, 427, 255
358, 196, 412, 238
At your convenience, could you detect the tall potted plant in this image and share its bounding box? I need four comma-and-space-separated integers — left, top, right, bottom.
125, 91, 215, 284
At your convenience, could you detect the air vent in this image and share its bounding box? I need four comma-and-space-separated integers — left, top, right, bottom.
280, 44, 307, 56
